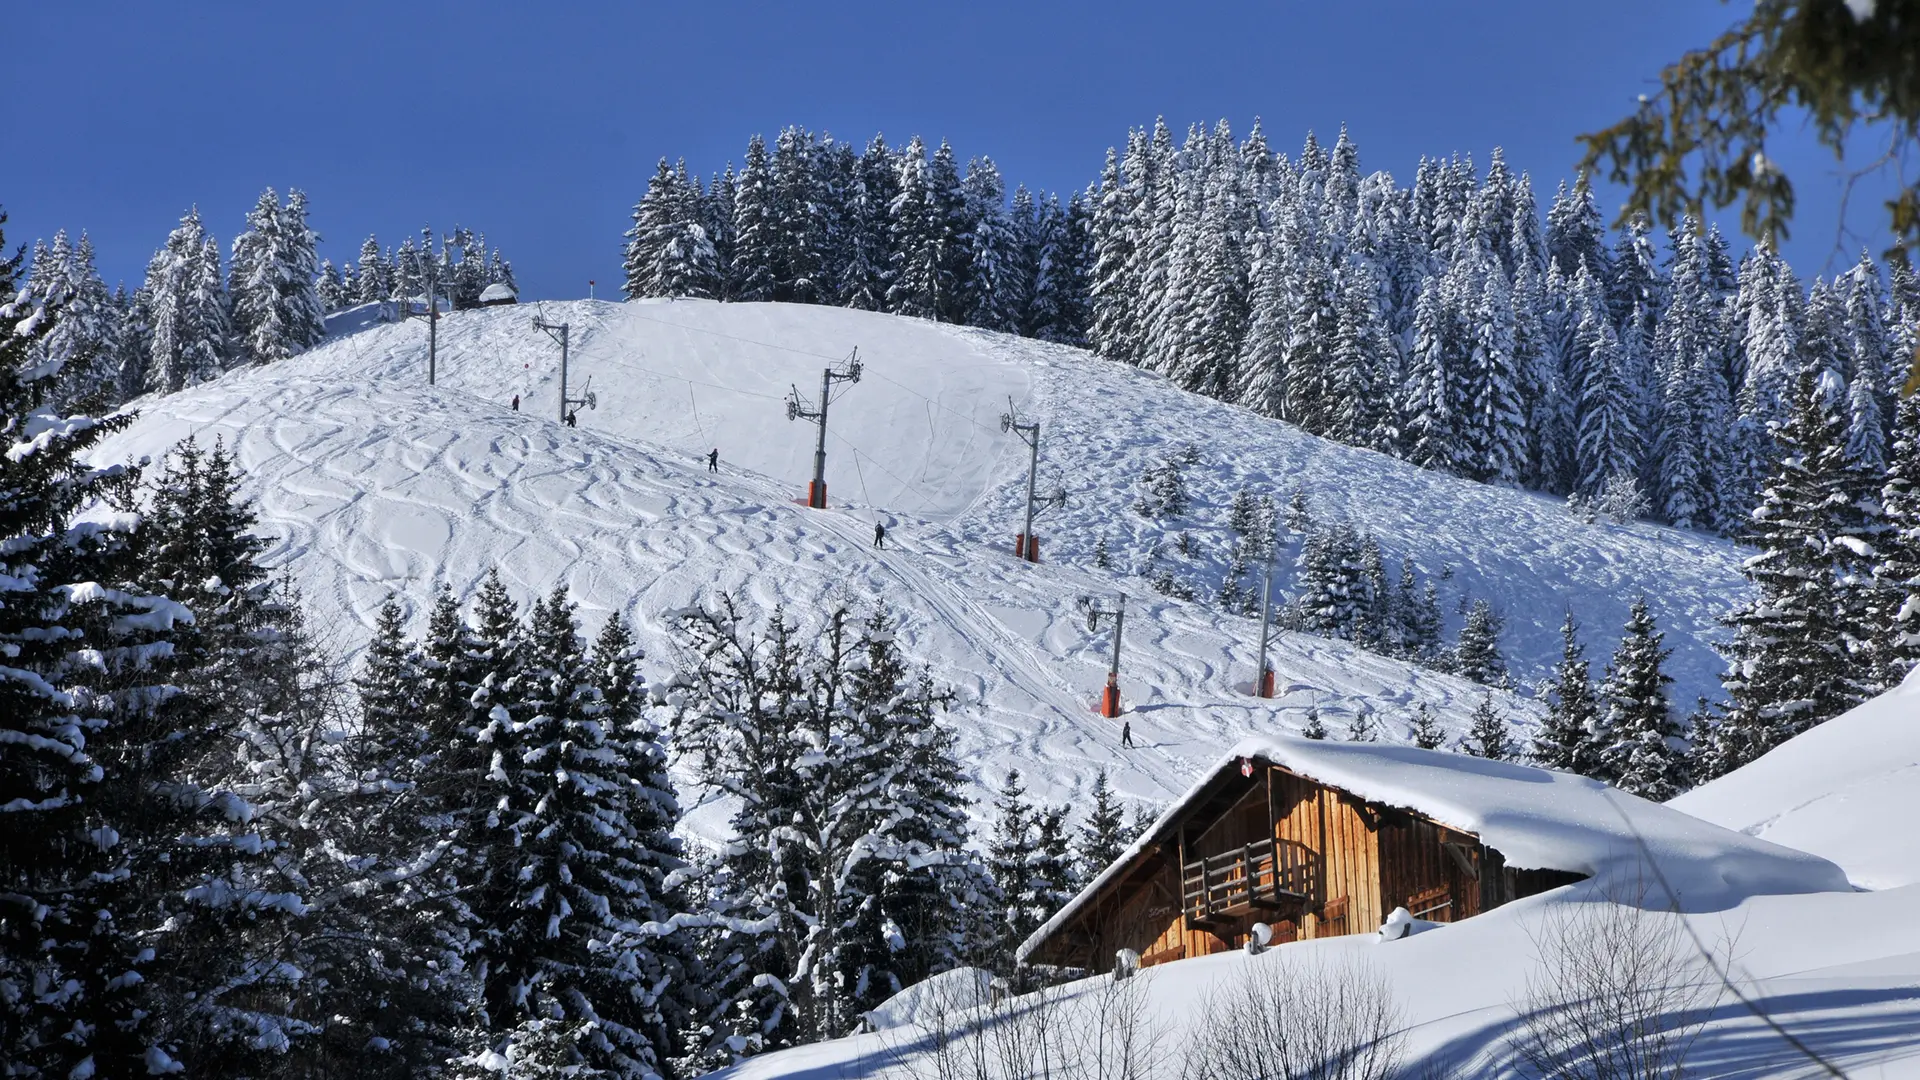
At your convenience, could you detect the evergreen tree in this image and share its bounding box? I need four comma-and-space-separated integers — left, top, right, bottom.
840, 136, 897, 311
985, 770, 1039, 968
229, 188, 325, 365
1300, 703, 1329, 739
23, 230, 121, 407
731, 134, 779, 303
1088, 143, 1139, 363
1874, 394, 1920, 686
355, 234, 389, 303
1715, 372, 1877, 775
1459, 694, 1515, 760
1598, 598, 1686, 799
885, 136, 938, 319
1545, 172, 1610, 285
1571, 264, 1643, 496
1076, 770, 1130, 881
961, 157, 1022, 332
1408, 702, 1446, 750
1453, 599, 1508, 686
144, 208, 231, 393
1533, 611, 1605, 778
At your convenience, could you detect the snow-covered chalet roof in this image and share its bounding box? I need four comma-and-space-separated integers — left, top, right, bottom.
1018, 735, 1849, 963
478, 282, 517, 302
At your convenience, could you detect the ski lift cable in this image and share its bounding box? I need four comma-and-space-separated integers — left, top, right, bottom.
825, 426, 938, 514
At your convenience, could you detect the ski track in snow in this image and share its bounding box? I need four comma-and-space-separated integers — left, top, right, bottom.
94, 299, 1753, 836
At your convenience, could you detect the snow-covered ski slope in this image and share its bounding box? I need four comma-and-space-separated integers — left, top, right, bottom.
95, 299, 1750, 833
1673, 666, 1920, 891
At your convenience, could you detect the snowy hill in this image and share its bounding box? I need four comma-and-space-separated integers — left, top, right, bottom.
96, 299, 1751, 831
1671, 668, 1920, 891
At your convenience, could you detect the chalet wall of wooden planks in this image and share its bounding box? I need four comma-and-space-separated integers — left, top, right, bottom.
1024, 759, 1585, 973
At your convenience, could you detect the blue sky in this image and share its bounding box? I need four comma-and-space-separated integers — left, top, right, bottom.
12, 1, 1904, 300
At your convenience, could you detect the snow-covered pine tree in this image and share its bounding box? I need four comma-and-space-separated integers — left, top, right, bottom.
230, 188, 325, 365
1300, 703, 1328, 739
1533, 611, 1605, 778
839, 136, 897, 311
1459, 694, 1514, 760
1326, 257, 1390, 448
1544, 172, 1610, 286
1345, 708, 1379, 742
355, 234, 389, 304
961, 157, 1022, 332
1607, 212, 1664, 345
1088, 143, 1140, 363
1452, 599, 1508, 686
1401, 275, 1456, 471
1, 207, 181, 1077
1571, 263, 1643, 496
837, 606, 979, 1017
769, 127, 825, 304
489, 588, 696, 1079
885, 136, 939, 320
985, 770, 1038, 969
1714, 372, 1878, 776
1408, 702, 1446, 750
23, 230, 122, 408
1399, 564, 1445, 664
1874, 394, 1920, 686
278, 189, 328, 350
1464, 247, 1527, 485
1840, 250, 1894, 475
731, 134, 779, 303
2, 344, 316, 1072
1076, 770, 1130, 881
144, 208, 232, 393
1598, 597, 1686, 799
623, 158, 679, 298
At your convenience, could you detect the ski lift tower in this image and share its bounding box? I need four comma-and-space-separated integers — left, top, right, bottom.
1252, 536, 1278, 698
786, 348, 862, 509
1000, 398, 1064, 562
1079, 593, 1127, 718
532, 316, 596, 424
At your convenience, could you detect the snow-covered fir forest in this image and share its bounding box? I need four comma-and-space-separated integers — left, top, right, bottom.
623, 121, 1920, 536
8, 117, 1920, 1079
20, 188, 515, 408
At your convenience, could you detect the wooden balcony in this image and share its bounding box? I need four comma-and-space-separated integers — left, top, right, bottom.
1181, 838, 1319, 925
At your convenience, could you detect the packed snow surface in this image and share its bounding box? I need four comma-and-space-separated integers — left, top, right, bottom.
99, 299, 1750, 832
1024, 737, 1849, 962
726, 882, 1920, 1080
1672, 671, 1920, 890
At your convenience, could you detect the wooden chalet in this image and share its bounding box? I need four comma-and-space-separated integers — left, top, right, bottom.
1020, 741, 1586, 973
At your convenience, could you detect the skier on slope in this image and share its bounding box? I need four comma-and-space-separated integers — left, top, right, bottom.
708, 448, 719, 472
873, 521, 886, 549
511, 394, 520, 411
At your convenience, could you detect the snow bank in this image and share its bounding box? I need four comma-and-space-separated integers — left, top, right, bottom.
860, 966, 993, 1032
1671, 671, 1920, 890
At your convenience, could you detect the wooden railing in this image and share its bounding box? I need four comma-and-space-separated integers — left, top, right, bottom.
1181, 838, 1318, 923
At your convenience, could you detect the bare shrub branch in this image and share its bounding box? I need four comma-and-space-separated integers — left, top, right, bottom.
1185, 952, 1406, 1080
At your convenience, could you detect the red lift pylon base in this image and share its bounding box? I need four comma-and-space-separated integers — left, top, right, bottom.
1257, 668, 1275, 698
1099, 678, 1122, 718
1014, 533, 1040, 562
806, 480, 827, 509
